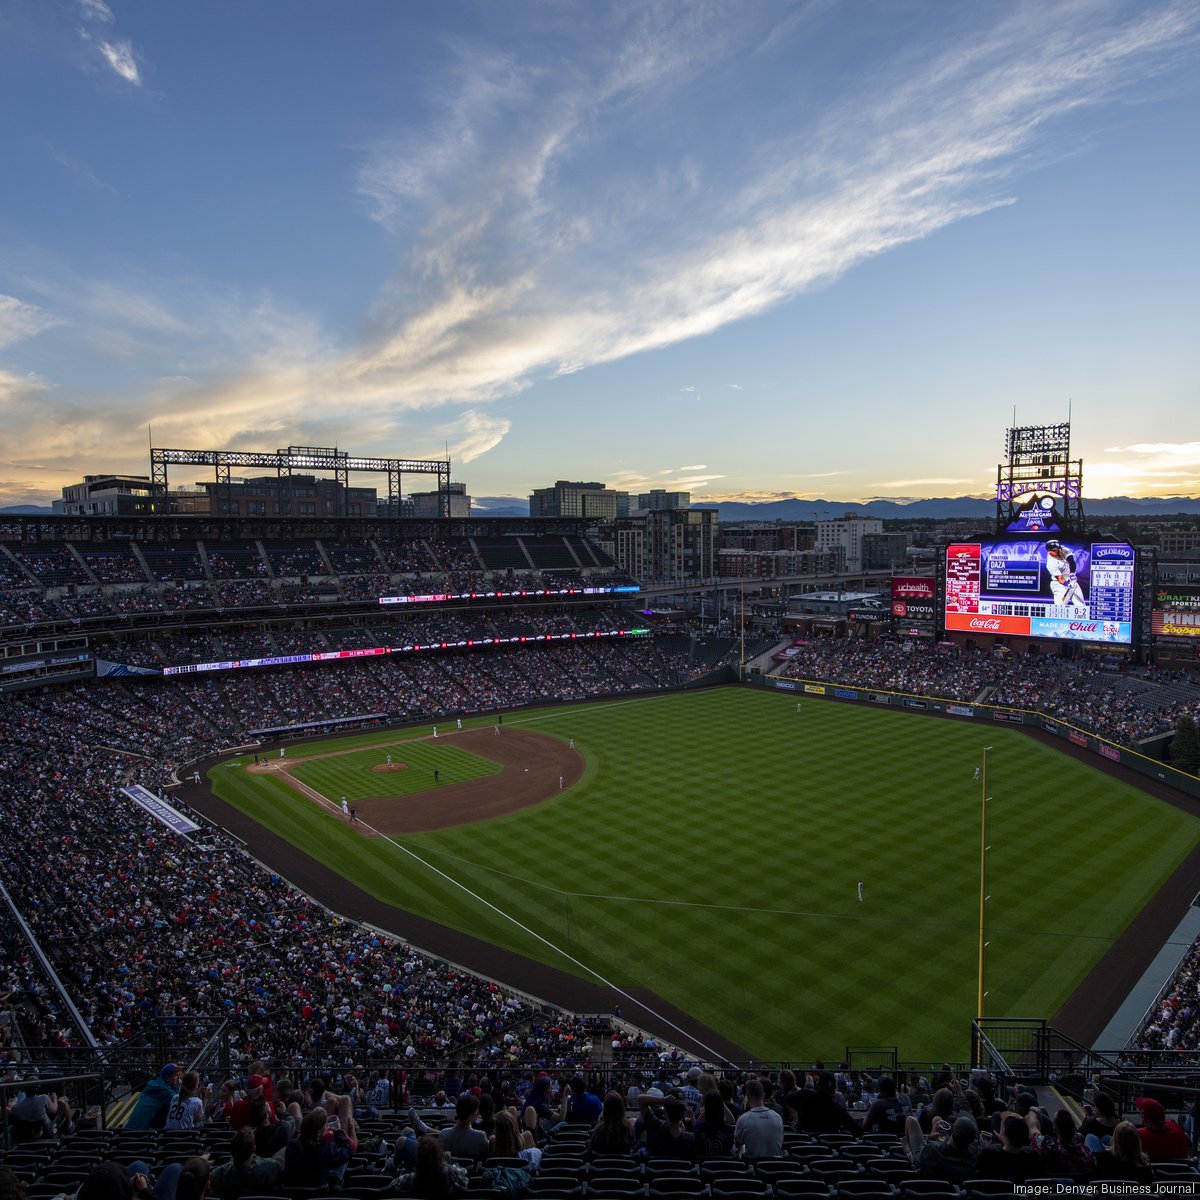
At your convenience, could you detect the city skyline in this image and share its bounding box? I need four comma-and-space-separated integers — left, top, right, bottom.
1, 1, 1198, 510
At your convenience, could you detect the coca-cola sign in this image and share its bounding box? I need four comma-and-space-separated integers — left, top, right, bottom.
969, 617, 1002, 631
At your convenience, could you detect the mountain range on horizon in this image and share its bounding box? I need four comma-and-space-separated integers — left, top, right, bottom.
5, 494, 1200, 520
472, 495, 1200, 521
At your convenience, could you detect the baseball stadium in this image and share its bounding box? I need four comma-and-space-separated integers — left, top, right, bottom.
3, 424, 1200, 1195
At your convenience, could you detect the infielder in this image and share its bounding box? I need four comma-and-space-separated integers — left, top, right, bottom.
1045, 540, 1086, 609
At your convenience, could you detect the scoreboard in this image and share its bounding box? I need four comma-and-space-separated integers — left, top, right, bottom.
944, 536, 1135, 643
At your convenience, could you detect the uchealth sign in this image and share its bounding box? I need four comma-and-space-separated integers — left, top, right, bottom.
892, 576, 936, 600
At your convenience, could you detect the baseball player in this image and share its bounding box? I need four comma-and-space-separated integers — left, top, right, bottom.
1045, 540, 1086, 609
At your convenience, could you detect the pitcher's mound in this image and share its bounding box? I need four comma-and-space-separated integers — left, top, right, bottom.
371, 762, 408, 773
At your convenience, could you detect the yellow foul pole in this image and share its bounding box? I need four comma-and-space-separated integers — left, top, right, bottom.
978, 746, 991, 1020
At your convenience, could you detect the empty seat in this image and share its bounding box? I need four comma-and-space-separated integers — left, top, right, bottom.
896, 1183, 960, 1199
587, 1178, 647, 1198
646, 1180, 709, 1199
773, 1181, 834, 1199
709, 1179, 772, 1198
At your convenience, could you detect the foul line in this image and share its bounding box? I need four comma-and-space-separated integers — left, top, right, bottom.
353, 811, 733, 1064
399, 843, 1120, 945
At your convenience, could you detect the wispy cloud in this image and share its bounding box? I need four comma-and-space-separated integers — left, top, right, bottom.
98, 40, 139, 85
79, 0, 114, 22
77, 0, 142, 86
0, 295, 60, 348
1089, 441, 1200, 495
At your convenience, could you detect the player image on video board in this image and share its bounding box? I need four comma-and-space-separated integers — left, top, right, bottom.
1043, 539, 1086, 611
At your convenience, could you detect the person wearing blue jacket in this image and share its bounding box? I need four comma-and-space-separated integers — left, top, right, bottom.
126, 1063, 182, 1130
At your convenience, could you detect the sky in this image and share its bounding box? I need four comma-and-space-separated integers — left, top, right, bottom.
0, 0, 1198, 511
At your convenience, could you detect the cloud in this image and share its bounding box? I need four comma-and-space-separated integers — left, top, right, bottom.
98, 40, 140, 85
0, 295, 60, 348
1088, 442, 1200, 496
79, 0, 114, 22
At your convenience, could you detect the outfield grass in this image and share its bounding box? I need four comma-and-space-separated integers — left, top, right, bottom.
209, 688, 1200, 1062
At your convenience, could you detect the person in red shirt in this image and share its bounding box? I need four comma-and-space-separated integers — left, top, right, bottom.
1133, 1097, 1189, 1158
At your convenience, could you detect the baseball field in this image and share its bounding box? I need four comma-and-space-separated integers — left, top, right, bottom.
206, 686, 1200, 1062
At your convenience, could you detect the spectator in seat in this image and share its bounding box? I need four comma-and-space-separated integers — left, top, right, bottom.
0, 1168, 30, 1200
1091, 1120, 1155, 1184
438, 1094, 490, 1160
1080, 1091, 1121, 1151
490, 1109, 542, 1169
556, 1075, 602, 1127
230, 1075, 272, 1129
1031, 1108, 1094, 1178
1133, 1096, 1189, 1158
283, 1107, 354, 1189
126, 1063, 181, 1131
639, 1092, 696, 1160
862, 1076, 906, 1136
589, 1091, 636, 1156
903, 1114, 981, 1184
392, 1135, 468, 1199
795, 1070, 861, 1136
733, 1078, 781, 1160
977, 1113, 1042, 1184
693, 1090, 736, 1161
211, 1127, 284, 1200
174, 1159, 211, 1200
9, 1087, 74, 1138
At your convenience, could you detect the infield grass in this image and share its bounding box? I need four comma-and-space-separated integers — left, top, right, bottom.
208, 687, 1200, 1062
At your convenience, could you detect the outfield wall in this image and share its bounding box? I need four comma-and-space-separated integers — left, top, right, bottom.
755, 674, 1200, 802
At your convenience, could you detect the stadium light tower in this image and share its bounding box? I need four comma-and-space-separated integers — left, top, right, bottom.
978, 747, 992, 1020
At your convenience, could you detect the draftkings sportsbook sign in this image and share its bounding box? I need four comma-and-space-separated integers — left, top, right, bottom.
1153, 587, 1200, 638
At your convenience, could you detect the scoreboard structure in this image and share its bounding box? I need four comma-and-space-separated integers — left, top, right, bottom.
938, 421, 1140, 650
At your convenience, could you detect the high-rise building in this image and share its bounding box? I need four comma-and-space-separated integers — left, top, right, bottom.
636, 489, 690, 511
410, 482, 471, 518
55, 474, 166, 516
529, 481, 619, 520
814, 513, 883, 572
605, 508, 717, 583
861, 531, 908, 570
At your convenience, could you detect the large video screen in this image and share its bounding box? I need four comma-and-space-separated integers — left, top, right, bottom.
945, 537, 1135, 643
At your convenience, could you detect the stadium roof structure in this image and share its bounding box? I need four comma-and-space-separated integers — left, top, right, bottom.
150, 444, 450, 517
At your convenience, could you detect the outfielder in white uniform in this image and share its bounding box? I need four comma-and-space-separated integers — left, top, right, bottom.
1045, 541, 1086, 609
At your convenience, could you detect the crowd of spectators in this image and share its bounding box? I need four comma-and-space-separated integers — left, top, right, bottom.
0, 625, 698, 1077
1129, 937, 1200, 1056
0, 698, 546, 1069
780, 638, 1200, 747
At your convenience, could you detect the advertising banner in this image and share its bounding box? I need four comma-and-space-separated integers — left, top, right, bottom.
804, 683, 826, 694
1152, 588, 1200, 638
892, 576, 936, 600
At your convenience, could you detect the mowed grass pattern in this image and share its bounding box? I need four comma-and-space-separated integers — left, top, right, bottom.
209, 689, 1200, 1061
